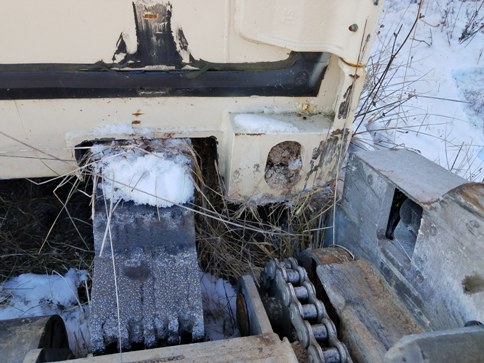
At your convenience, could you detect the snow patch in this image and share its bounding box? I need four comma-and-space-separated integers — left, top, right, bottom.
0, 270, 239, 357
452, 67, 484, 129
94, 123, 152, 136
0, 269, 90, 357
200, 273, 239, 341
233, 114, 299, 133
121, 31, 137, 55
95, 149, 194, 208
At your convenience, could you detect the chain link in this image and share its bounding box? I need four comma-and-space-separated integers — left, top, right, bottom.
261, 258, 350, 363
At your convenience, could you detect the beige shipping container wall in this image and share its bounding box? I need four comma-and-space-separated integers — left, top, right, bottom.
0, 0, 383, 202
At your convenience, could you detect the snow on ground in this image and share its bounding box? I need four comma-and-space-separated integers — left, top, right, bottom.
200, 273, 239, 341
0, 270, 238, 357
0, 269, 90, 356
353, 0, 483, 181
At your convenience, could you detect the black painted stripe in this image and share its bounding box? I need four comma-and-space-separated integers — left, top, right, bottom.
0, 53, 328, 100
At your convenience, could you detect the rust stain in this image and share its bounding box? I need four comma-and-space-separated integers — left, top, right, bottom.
458, 183, 483, 208
339, 57, 366, 68
132, 110, 144, 117
348, 24, 359, 32
131, 120, 141, 125
163, 132, 175, 138
143, 12, 158, 19
330, 128, 344, 136
236, 293, 250, 336
311, 247, 353, 265
445, 182, 484, 217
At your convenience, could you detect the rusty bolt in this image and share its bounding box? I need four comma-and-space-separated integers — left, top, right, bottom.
236, 293, 250, 336
143, 12, 158, 20
349, 24, 358, 32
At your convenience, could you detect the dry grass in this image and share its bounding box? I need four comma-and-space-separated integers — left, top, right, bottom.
0, 177, 94, 284
0, 138, 338, 286
190, 139, 336, 282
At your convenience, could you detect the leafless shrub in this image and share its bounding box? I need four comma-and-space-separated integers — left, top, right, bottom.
353, 0, 483, 182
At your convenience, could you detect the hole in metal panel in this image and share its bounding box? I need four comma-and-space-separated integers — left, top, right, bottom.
385, 188, 422, 259
264, 141, 303, 190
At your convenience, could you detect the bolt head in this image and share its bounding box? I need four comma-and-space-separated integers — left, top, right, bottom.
349, 24, 359, 32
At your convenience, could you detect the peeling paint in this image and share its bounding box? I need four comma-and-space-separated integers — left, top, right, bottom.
114, 1, 191, 68
337, 85, 354, 119
305, 128, 350, 188
163, 132, 176, 138
443, 183, 484, 218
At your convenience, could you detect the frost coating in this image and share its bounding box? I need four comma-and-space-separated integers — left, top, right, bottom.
96, 150, 194, 208
94, 123, 152, 136
89, 202, 205, 353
